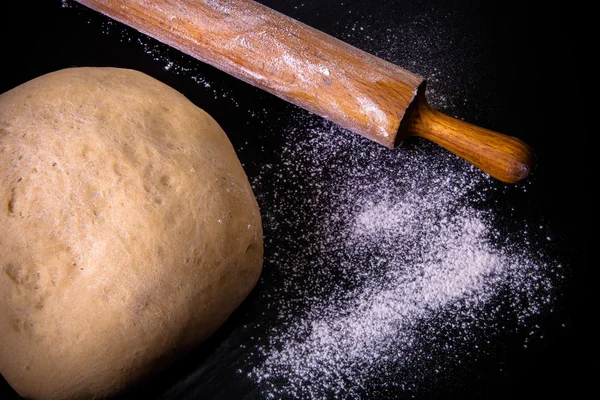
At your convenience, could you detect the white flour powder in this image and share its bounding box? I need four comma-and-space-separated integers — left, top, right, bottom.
245, 114, 561, 399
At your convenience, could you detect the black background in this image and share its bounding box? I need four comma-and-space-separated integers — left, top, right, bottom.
1, 1, 588, 399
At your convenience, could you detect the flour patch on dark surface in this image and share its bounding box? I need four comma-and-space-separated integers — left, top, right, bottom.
244, 111, 563, 398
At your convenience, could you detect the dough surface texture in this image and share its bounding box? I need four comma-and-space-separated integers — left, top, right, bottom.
0, 67, 263, 399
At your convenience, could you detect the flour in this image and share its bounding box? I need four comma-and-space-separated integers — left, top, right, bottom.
246, 112, 561, 399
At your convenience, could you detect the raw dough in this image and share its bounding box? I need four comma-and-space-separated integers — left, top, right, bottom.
0, 67, 263, 399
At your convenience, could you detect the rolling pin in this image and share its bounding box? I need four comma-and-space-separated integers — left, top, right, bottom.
74, 0, 535, 184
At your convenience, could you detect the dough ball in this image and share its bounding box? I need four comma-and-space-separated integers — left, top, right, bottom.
0, 67, 263, 399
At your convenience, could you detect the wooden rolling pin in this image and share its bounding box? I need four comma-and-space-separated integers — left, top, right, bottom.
75, 0, 535, 184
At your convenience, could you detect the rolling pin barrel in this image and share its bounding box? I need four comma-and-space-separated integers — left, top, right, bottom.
75, 0, 535, 184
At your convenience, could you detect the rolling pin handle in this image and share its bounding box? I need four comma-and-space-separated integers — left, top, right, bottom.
401, 88, 536, 184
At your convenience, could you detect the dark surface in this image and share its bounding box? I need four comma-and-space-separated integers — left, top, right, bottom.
1, 0, 588, 399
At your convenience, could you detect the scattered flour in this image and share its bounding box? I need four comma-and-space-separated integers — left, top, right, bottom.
246, 113, 562, 399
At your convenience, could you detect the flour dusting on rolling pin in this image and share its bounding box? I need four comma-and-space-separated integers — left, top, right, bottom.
74, 0, 535, 184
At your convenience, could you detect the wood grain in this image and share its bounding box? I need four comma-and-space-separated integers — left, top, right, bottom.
74, 0, 535, 183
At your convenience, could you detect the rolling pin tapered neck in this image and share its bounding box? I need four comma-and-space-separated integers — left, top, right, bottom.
402, 88, 536, 184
